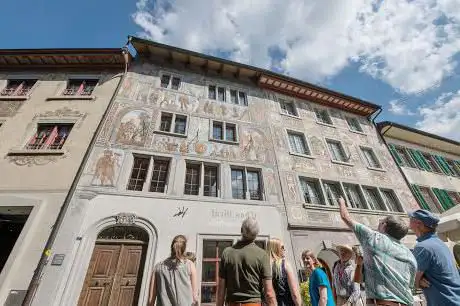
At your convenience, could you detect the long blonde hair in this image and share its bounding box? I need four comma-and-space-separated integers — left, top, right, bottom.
170, 235, 187, 262
268, 238, 284, 275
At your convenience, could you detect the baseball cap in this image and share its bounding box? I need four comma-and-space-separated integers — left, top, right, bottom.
408, 209, 440, 228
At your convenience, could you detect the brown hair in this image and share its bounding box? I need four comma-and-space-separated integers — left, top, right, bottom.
170, 235, 187, 261
301, 250, 321, 267
185, 251, 196, 263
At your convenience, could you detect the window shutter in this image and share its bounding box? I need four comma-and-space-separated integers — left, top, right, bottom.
434, 155, 451, 175
408, 149, 430, 171
388, 144, 403, 166
453, 160, 460, 175
440, 189, 455, 210
410, 185, 430, 211
432, 188, 448, 211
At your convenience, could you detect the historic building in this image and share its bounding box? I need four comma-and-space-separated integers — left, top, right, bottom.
31, 37, 418, 306
0, 48, 128, 305
378, 121, 460, 214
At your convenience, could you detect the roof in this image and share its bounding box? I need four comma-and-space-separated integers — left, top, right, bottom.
377, 121, 460, 156
0, 48, 129, 70
129, 36, 381, 117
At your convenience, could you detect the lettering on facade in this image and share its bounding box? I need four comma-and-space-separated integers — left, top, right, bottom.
115, 213, 137, 225
211, 209, 257, 220
173, 206, 189, 218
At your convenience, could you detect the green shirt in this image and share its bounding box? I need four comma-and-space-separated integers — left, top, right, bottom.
353, 223, 416, 305
219, 240, 272, 303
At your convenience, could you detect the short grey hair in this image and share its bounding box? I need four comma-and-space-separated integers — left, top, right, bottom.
241, 217, 259, 241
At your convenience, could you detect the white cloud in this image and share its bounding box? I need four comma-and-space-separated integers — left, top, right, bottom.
415, 90, 460, 140
132, 0, 460, 95
389, 99, 415, 116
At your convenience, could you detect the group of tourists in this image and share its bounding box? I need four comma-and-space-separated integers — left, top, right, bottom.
148, 197, 460, 306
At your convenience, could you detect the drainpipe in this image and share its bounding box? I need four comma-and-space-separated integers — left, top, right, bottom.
22, 45, 131, 306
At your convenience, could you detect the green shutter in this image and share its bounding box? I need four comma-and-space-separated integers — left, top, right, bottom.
432, 188, 448, 211
408, 149, 432, 171
411, 185, 430, 211
434, 156, 452, 175
440, 189, 455, 210
453, 161, 460, 176
388, 144, 403, 166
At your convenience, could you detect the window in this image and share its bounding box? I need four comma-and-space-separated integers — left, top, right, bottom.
361, 147, 381, 169
127, 156, 170, 193
211, 121, 237, 142
343, 184, 366, 209
422, 154, 442, 173
200, 238, 266, 305
280, 99, 297, 116
327, 140, 348, 162
26, 123, 73, 150
446, 159, 460, 176
394, 146, 416, 168
447, 191, 460, 207
381, 189, 402, 212
300, 178, 324, 205
418, 187, 442, 213
160, 74, 181, 90
363, 187, 386, 211
63, 79, 98, 96
346, 117, 363, 133
158, 112, 187, 135
1, 79, 36, 96
184, 162, 219, 197
231, 167, 262, 200
288, 132, 310, 155
208, 85, 248, 105
323, 182, 343, 205
315, 109, 333, 125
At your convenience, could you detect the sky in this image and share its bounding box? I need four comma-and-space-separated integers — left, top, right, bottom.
1, 0, 460, 140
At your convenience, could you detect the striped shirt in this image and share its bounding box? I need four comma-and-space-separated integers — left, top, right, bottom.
353, 223, 417, 305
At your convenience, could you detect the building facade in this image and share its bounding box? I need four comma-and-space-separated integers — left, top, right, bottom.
378, 121, 460, 214
32, 38, 419, 306
0, 49, 127, 305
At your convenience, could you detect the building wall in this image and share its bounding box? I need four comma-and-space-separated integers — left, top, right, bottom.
386, 137, 460, 192
0, 70, 122, 305
33, 59, 417, 305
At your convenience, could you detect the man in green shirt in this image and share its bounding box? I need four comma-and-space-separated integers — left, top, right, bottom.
217, 217, 276, 306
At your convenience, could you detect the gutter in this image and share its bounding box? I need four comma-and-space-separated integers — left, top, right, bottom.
21, 45, 131, 306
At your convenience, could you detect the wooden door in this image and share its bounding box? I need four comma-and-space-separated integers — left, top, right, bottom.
78, 243, 146, 306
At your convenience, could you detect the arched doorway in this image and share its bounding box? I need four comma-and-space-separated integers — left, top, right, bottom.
77, 226, 149, 306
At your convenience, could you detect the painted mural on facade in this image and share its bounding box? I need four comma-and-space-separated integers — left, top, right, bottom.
115, 110, 150, 146
90, 148, 124, 186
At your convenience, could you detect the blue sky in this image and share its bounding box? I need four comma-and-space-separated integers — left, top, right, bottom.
1, 0, 460, 140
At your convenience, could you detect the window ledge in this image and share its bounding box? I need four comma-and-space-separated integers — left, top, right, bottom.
302, 203, 406, 216
7, 149, 65, 156
210, 138, 239, 145
331, 160, 354, 167
316, 121, 335, 128
153, 130, 188, 138
289, 152, 315, 159
349, 129, 366, 135
0, 95, 28, 101
367, 166, 386, 172
280, 112, 301, 119
46, 95, 95, 101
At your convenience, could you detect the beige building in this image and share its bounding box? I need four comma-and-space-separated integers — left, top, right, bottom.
0, 48, 128, 305
31, 37, 418, 306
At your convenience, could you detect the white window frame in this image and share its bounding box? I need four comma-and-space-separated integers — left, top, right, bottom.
299, 176, 325, 206
286, 129, 312, 157
346, 117, 365, 134
314, 108, 334, 127
380, 189, 403, 212
159, 71, 182, 91
359, 146, 383, 170
207, 83, 248, 106
184, 160, 220, 197
155, 111, 189, 137
126, 154, 172, 193
230, 166, 264, 201
342, 183, 368, 210
325, 138, 352, 165
279, 98, 299, 117
209, 120, 239, 144
362, 186, 387, 211
322, 180, 345, 206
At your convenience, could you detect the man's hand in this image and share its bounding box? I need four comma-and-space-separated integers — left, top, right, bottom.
420, 277, 430, 288
339, 197, 355, 229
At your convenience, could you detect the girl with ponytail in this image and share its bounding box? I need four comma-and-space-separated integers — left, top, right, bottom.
148, 235, 198, 306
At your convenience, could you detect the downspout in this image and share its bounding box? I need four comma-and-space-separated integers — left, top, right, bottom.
22, 46, 131, 306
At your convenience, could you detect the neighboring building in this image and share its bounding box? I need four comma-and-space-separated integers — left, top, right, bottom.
32, 37, 418, 306
378, 121, 460, 214
0, 48, 127, 305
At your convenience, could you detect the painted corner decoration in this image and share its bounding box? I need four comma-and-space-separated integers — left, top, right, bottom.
91, 148, 123, 187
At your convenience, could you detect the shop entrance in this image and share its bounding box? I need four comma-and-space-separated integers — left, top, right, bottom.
0, 206, 32, 275
77, 226, 148, 306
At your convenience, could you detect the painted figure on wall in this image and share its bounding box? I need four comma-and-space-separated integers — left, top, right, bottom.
115, 110, 150, 146
91, 149, 122, 186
